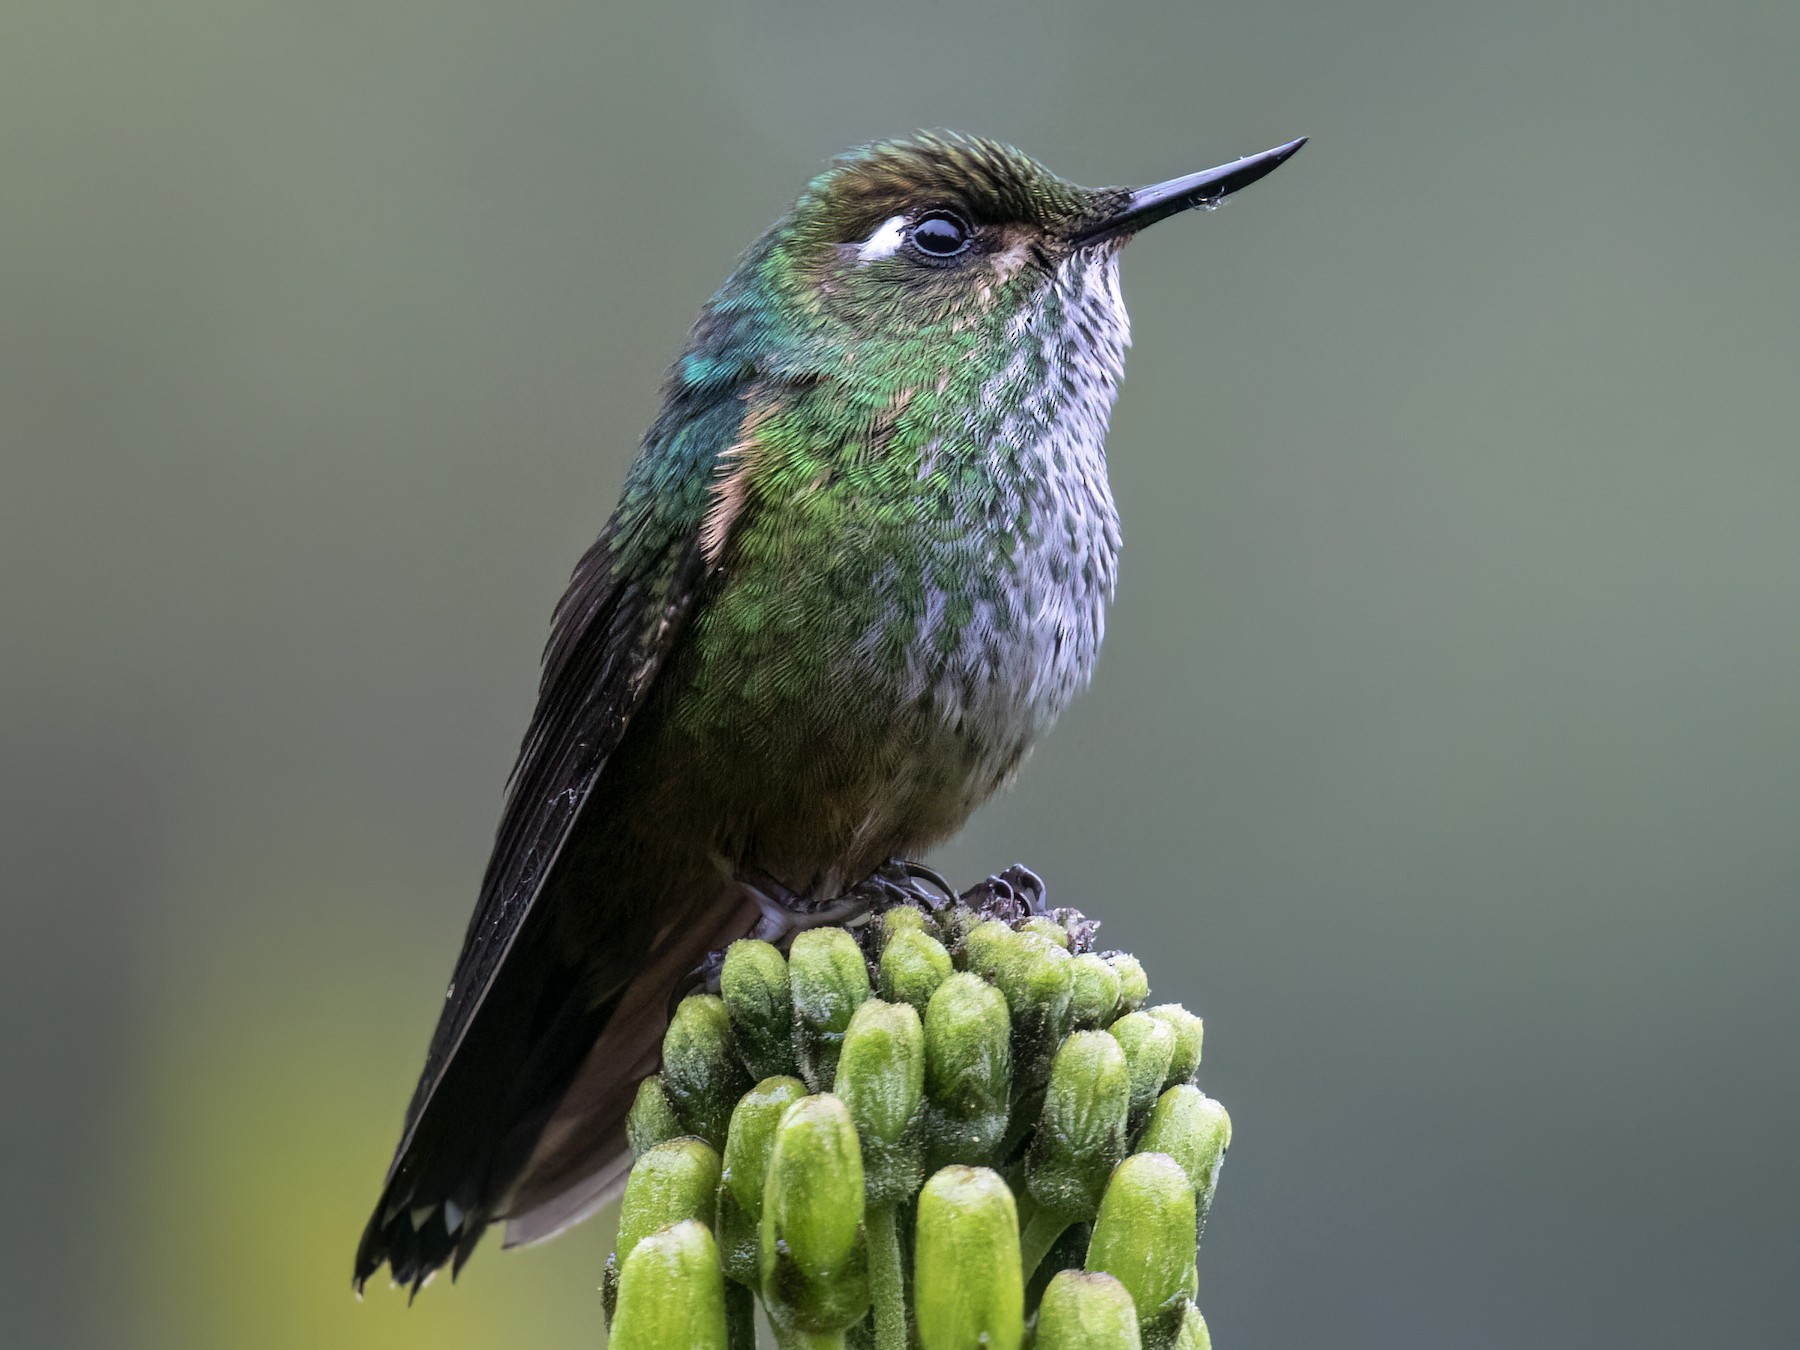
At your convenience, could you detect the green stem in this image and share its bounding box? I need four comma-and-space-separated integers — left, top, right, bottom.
866, 1202, 907, 1350
1018, 1206, 1070, 1281
725, 1279, 757, 1350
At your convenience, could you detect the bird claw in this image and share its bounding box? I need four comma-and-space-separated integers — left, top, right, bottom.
731, 858, 960, 950
859, 858, 959, 912
740, 866, 877, 943
682, 860, 1088, 1012
957, 863, 1049, 921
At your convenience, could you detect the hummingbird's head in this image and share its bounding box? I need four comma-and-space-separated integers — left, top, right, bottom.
778, 135, 1124, 337
678, 133, 1304, 396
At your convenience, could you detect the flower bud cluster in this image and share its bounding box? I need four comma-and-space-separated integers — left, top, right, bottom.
603, 882, 1230, 1349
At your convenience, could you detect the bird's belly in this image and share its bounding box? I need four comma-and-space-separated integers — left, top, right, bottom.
654, 650, 985, 893
644, 533, 1107, 894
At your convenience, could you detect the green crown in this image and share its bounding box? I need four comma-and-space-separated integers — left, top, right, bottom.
603, 875, 1230, 1350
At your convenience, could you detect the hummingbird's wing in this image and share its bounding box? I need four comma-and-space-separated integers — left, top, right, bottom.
418, 514, 703, 1124
355, 376, 751, 1291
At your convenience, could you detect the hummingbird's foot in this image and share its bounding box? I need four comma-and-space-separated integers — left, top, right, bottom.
957, 864, 1050, 921
860, 858, 959, 912
736, 858, 959, 946
740, 866, 873, 943
952, 866, 1101, 949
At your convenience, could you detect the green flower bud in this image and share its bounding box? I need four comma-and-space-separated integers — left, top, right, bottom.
608, 1220, 729, 1350
1108, 1012, 1177, 1131
877, 926, 954, 1013
1146, 1005, 1204, 1086
1173, 1305, 1213, 1350
1068, 953, 1124, 1031
789, 928, 872, 1090
921, 972, 1012, 1172
615, 1136, 722, 1262
1035, 1270, 1143, 1350
760, 1094, 870, 1336
716, 1075, 807, 1286
1136, 1087, 1231, 1231
913, 1166, 1024, 1350
877, 904, 938, 950
722, 939, 798, 1081
663, 994, 753, 1151
626, 1074, 681, 1158
989, 931, 1076, 1107
1107, 953, 1150, 1016
959, 918, 1013, 978
1017, 915, 1071, 948
1027, 1031, 1132, 1223
1086, 1153, 1198, 1336
604, 1138, 721, 1322
833, 999, 925, 1204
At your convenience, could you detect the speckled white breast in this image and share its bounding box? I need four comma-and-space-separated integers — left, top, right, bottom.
908, 249, 1131, 785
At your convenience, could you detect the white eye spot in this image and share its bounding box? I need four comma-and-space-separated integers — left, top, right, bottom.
855, 214, 907, 263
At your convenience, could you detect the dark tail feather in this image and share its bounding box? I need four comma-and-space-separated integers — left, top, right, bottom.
353, 918, 613, 1295
355, 887, 763, 1291
501, 891, 763, 1248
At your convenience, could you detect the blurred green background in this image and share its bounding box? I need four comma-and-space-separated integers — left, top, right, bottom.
4, 2, 1796, 1346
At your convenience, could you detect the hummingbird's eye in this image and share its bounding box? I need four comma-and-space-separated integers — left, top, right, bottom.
910, 211, 971, 258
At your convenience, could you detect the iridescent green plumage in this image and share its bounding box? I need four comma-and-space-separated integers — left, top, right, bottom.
356, 132, 1303, 1293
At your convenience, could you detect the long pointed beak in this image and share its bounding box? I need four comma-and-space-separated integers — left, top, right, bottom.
1073, 136, 1307, 247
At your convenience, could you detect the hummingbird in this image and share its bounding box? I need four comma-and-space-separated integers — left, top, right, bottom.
355, 131, 1304, 1293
